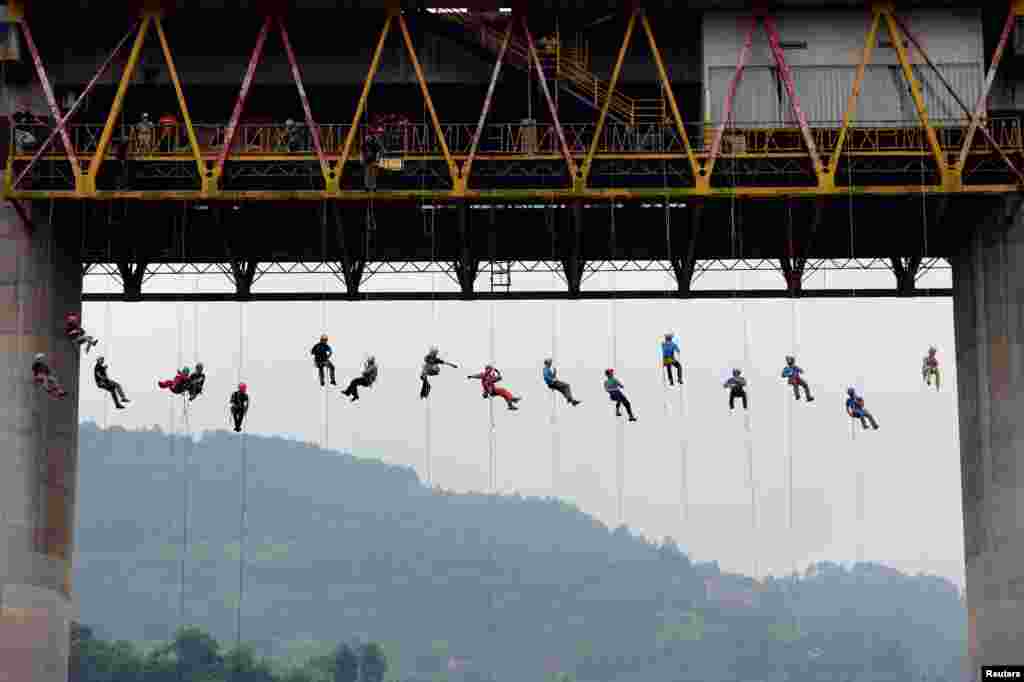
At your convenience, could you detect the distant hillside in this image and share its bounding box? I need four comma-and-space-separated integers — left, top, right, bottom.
74, 422, 966, 682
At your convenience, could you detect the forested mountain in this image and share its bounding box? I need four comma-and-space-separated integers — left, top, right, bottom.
74, 422, 967, 681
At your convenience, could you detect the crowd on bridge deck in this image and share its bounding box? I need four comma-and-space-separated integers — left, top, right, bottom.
27, 314, 951, 436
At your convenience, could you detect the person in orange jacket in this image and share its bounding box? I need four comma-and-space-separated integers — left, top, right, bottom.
468, 364, 521, 410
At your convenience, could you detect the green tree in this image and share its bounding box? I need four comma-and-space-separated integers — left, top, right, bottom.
334, 643, 359, 682
358, 642, 387, 682
224, 643, 277, 681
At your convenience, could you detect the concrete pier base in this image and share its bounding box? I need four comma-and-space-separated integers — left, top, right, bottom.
0, 201, 81, 682
952, 196, 1024, 676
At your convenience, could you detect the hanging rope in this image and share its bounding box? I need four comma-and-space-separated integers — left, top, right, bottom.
175, 299, 191, 631
488, 301, 497, 493
663, 194, 689, 522
320, 271, 329, 451
549, 207, 560, 495
609, 200, 624, 525
234, 301, 249, 654
103, 299, 112, 431
424, 200, 437, 488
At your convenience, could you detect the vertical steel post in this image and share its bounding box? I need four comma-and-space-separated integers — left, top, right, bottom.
338, 13, 393, 184
882, 11, 945, 174
641, 13, 699, 181
278, 17, 332, 189
397, 14, 457, 187
462, 19, 513, 192
703, 15, 757, 183
12, 23, 138, 190
154, 17, 205, 184
522, 17, 578, 182
828, 10, 880, 182
762, 13, 823, 181
214, 16, 271, 184
579, 10, 636, 189
16, 18, 79, 180
86, 15, 152, 194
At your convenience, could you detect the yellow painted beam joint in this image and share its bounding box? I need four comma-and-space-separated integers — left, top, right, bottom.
6, 0, 23, 20
871, 1, 896, 12
1013, 0, 1024, 17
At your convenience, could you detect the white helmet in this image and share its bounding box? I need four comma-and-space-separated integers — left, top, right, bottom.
34, 352, 45, 361
96, 356, 105, 364
429, 346, 439, 354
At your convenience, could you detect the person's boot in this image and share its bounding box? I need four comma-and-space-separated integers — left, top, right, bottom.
508, 404, 518, 411
628, 414, 638, 422
511, 397, 521, 403
570, 399, 581, 406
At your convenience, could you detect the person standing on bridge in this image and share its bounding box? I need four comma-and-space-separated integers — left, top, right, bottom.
421, 346, 458, 399
846, 387, 879, 430
64, 312, 99, 354
230, 383, 249, 432
94, 356, 130, 409
661, 332, 684, 386
311, 335, 337, 387
31, 353, 68, 399
922, 346, 940, 391
342, 356, 378, 402
604, 368, 637, 422
781, 356, 813, 402
468, 364, 521, 410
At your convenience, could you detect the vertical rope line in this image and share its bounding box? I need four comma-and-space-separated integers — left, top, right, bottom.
235, 302, 248, 655
488, 301, 497, 493
321, 276, 328, 451
550, 300, 560, 494
176, 300, 189, 635
425, 204, 437, 488
103, 300, 112, 431
610, 201, 624, 526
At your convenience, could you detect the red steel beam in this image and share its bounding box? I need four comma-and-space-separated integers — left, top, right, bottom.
521, 17, 578, 182
761, 13, 823, 178
893, 13, 1024, 185
462, 19, 513, 189
12, 23, 138, 190
277, 17, 330, 184
704, 15, 757, 181
215, 16, 272, 181
16, 18, 79, 180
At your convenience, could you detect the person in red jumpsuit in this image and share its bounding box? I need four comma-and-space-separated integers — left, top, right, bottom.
467, 365, 521, 410
158, 367, 192, 394
64, 312, 99, 354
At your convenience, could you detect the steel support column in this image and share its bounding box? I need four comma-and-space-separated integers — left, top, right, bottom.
230, 260, 259, 300
828, 9, 881, 188
278, 18, 332, 191
154, 16, 205, 190
563, 201, 585, 297
116, 260, 147, 301
85, 15, 152, 194
668, 201, 701, 295
891, 256, 923, 296
703, 16, 757, 185
332, 204, 365, 298
338, 13, 394, 184
454, 202, 478, 297
461, 20, 513, 192
781, 199, 823, 295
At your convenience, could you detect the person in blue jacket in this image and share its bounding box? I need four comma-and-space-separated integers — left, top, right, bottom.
543, 358, 580, 406
311, 335, 336, 387
604, 368, 637, 421
846, 387, 879, 430
661, 332, 684, 386
781, 356, 814, 402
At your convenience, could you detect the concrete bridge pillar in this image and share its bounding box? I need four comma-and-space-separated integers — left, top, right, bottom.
0, 201, 81, 682
952, 196, 1024, 674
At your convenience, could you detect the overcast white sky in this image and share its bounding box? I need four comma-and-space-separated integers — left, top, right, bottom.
77, 263, 964, 587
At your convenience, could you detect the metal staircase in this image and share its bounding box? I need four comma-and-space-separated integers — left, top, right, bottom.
437, 11, 665, 127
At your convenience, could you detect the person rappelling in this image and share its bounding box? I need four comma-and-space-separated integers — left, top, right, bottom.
661, 332, 684, 386
186, 362, 206, 401
342, 356, 378, 402
468, 364, 521, 410
158, 366, 191, 395
542, 359, 580, 406
846, 387, 879, 430
724, 368, 748, 411
604, 368, 637, 421
420, 346, 457, 399
311, 335, 337, 387
94, 356, 130, 409
64, 312, 99, 354
781, 356, 814, 402
31, 353, 68, 399
922, 346, 940, 391
230, 383, 249, 432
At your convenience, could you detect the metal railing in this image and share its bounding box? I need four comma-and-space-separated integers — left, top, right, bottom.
10, 117, 1022, 161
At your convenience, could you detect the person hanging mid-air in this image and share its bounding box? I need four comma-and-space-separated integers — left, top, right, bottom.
342, 356, 378, 402
420, 346, 458, 399
604, 368, 637, 422
186, 362, 206, 402
468, 364, 522, 411
846, 387, 880, 430
158, 366, 192, 394
781, 356, 814, 402
31, 353, 68, 399
661, 332, 684, 386
230, 383, 249, 432
94, 356, 130, 409
724, 368, 748, 411
542, 358, 580, 406
64, 312, 99, 354
922, 346, 940, 391
311, 335, 337, 387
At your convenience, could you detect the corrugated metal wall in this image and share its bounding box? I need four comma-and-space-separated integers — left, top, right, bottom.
708, 66, 780, 128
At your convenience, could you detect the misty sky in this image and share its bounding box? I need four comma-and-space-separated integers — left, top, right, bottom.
76, 262, 964, 587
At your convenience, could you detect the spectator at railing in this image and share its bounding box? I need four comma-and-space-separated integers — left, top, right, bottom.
12, 104, 41, 152
158, 113, 178, 152
134, 113, 155, 153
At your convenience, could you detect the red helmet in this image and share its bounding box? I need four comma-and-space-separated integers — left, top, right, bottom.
238, 383, 247, 392
605, 368, 614, 375
65, 312, 78, 320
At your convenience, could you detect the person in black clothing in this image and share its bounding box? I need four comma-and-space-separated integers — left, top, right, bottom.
723, 368, 748, 411
230, 383, 249, 432
186, 362, 206, 402
342, 356, 378, 402
311, 335, 336, 387
12, 105, 38, 151
94, 356, 129, 409
420, 346, 458, 399
31, 353, 67, 399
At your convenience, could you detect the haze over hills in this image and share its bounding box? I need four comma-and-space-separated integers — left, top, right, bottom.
73, 422, 966, 681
